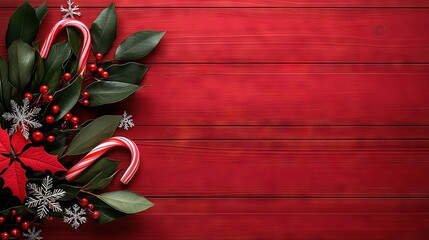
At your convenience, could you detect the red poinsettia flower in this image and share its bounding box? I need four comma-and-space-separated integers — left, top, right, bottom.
0, 128, 66, 202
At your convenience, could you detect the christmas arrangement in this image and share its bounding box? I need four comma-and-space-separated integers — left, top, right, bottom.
0, 1, 164, 239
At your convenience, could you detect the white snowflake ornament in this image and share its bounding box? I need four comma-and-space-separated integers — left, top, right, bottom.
23, 227, 43, 240
119, 111, 135, 130
2, 99, 42, 139
60, 0, 81, 19
64, 204, 87, 229
25, 176, 65, 219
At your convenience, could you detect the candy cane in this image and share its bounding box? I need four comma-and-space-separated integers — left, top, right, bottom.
40, 19, 91, 76
65, 137, 140, 184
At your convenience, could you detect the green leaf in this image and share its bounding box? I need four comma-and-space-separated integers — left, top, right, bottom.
63, 115, 121, 156
106, 62, 148, 84
67, 27, 83, 57
42, 41, 71, 91
5, 2, 39, 48
85, 170, 120, 191
114, 31, 165, 61
51, 77, 82, 120
97, 191, 153, 214
35, 2, 48, 23
91, 2, 117, 55
34, 53, 45, 87
86, 195, 128, 224
75, 158, 120, 185
57, 184, 81, 201
0, 57, 12, 109
0, 206, 24, 217
8, 40, 35, 91
84, 81, 141, 107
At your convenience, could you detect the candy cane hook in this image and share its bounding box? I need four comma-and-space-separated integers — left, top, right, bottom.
40, 19, 91, 76
65, 137, 140, 184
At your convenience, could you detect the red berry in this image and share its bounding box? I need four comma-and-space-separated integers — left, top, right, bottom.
24, 92, 33, 101
101, 71, 109, 79
97, 67, 104, 74
42, 94, 48, 101
63, 113, 72, 121
92, 211, 100, 220
21, 221, 30, 230
95, 53, 103, 60
15, 216, 21, 223
48, 216, 54, 221
82, 91, 90, 99
39, 85, 49, 94
32, 131, 44, 142
10, 209, 16, 216
1, 232, 9, 240
73, 125, 79, 129
80, 198, 89, 207
51, 105, 60, 115
70, 116, 79, 125
63, 72, 72, 81
46, 115, 55, 124
87, 203, 94, 210
82, 99, 90, 106
10, 228, 20, 237
47, 95, 54, 102
46, 135, 55, 143
0, 217, 4, 224
89, 64, 97, 72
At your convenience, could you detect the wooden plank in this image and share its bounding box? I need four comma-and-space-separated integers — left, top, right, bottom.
82, 64, 429, 125
5, 0, 429, 7
44, 198, 429, 239
120, 126, 429, 140
1, 9, 429, 63
101, 140, 429, 196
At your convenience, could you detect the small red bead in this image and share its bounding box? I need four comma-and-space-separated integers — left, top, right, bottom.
63, 113, 72, 121
47, 95, 54, 102
0, 217, 4, 224
95, 53, 103, 60
46, 135, 55, 143
15, 216, 21, 223
97, 67, 104, 74
10, 210, 16, 216
51, 105, 60, 115
80, 198, 89, 207
82, 91, 90, 99
46, 115, 55, 125
73, 125, 79, 129
48, 216, 54, 221
92, 211, 100, 220
70, 116, 79, 125
82, 99, 90, 106
63, 72, 72, 81
32, 131, 44, 142
24, 92, 33, 101
42, 94, 48, 101
21, 221, 30, 230
1, 232, 9, 240
101, 71, 109, 79
87, 203, 94, 210
89, 64, 97, 72
39, 85, 49, 94
10, 228, 20, 237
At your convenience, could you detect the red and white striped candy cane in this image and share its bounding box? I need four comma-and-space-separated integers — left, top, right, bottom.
65, 137, 140, 184
40, 19, 91, 76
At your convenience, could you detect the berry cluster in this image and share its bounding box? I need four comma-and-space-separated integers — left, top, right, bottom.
79, 198, 100, 220
0, 210, 33, 239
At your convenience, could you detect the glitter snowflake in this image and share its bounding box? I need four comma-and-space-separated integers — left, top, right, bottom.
119, 111, 135, 130
23, 227, 43, 240
2, 99, 42, 139
60, 0, 81, 19
64, 204, 87, 229
25, 176, 65, 219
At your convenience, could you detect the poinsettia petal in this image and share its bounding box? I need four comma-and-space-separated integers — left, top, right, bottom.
11, 130, 31, 154
0, 128, 10, 155
19, 146, 67, 173
1, 161, 28, 202
0, 155, 10, 173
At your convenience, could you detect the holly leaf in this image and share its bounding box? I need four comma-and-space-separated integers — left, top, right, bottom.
114, 31, 165, 61
51, 77, 82, 121
42, 41, 71, 92
0, 57, 12, 110
84, 81, 141, 107
90, 2, 117, 55
5, 2, 39, 48
35, 2, 48, 24
96, 191, 153, 214
105, 62, 148, 84
8, 40, 36, 91
67, 27, 82, 57
1, 161, 27, 202
19, 146, 66, 173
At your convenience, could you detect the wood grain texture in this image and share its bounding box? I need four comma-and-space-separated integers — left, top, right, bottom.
1, 8, 429, 63
44, 198, 429, 240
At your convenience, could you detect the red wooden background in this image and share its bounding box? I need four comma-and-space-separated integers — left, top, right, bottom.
3, 0, 429, 239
